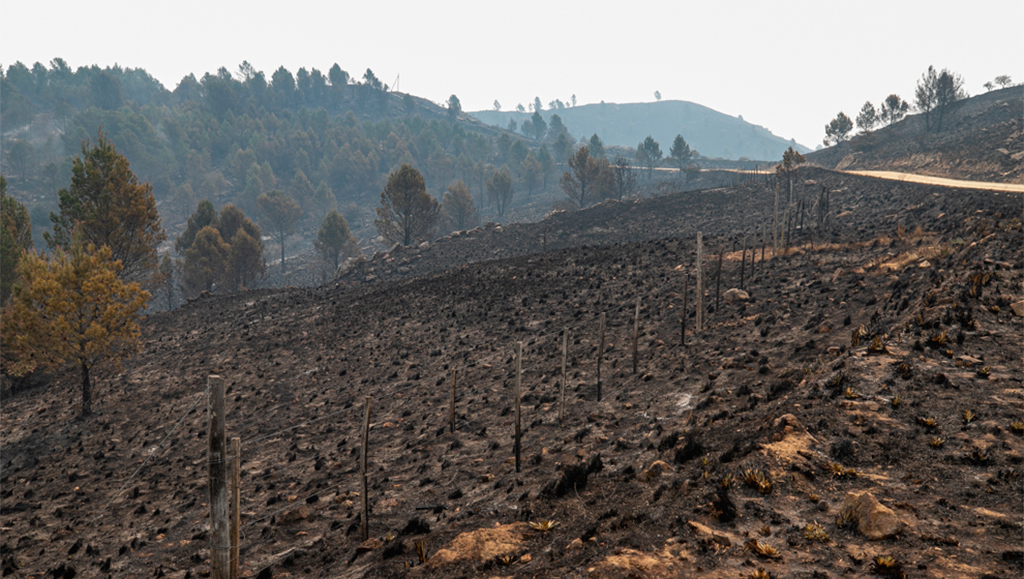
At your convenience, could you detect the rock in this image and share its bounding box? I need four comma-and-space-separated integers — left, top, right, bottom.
842, 491, 900, 540
566, 538, 584, 550
688, 520, 733, 547
279, 506, 310, 524
418, 241, 430, 250
723, 288, 750, 303
1011, 301, 1024, 317
645, 460, 673, 479
918, 260, 931, 268
357, 538, 382, 553
427, 523, 529, 567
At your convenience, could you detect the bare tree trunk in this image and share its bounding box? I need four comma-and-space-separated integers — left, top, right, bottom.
80, 359, 92, 416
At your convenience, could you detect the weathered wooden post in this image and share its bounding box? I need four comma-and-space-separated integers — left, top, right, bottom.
773, 182, 780, 253
207, 375, 229, 579
597, 313, 606, 401
696, 232, 704, 333
449, 368, 456, 434
632, 297, 640, 375
681, 274, 688, 348
514, 341, 522, 473
560, 328, 567, 427
739, 236, 747, 290
230, 437, 240, 579
714, 250, 724, 314
360, 396, 372, 541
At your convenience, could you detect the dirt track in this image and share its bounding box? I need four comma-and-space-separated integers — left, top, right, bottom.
845, 170, 1024, 193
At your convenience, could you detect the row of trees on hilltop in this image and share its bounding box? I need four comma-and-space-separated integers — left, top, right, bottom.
823, 65, 976, 146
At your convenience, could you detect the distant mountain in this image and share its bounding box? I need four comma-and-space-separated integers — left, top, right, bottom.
806, 87, 1023, 183
470, 100, 810, 161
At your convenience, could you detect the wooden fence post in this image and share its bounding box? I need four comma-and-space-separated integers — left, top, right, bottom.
449, 368, 456, 434
560, 328, 567, 427
207, 375, 229, 579
230, 437, 240, 579
597, 313, 606, 401
681, 274, 688, 348
740, 236, 747, 290
514, 341, 522, 473
773, 183, 780, 252
360, 396, 372, 541
714, 250, 723, 313
696, 232, 704, 333
632, 297, 640, 375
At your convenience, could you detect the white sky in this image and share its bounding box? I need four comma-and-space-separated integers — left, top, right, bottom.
2, 0, 1021, 149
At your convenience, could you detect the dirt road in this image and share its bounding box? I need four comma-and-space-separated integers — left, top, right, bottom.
842, 169, 1023, 192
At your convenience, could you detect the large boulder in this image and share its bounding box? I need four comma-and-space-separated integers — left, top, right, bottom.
843, 491, 900, 540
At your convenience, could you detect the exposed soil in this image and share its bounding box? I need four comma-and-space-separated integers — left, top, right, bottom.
2, 168, 1022, 579
807, 87, 1024, 184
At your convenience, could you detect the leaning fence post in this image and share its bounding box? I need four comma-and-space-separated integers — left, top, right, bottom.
560, 328, 568, 427
514, 341, 522, 473
230, 437, 240, 579
696, 232, 704, 333
360, 396, 372, 541
597, 312, 606, 401
632, 297, 640, 375
207, 375, 229, 579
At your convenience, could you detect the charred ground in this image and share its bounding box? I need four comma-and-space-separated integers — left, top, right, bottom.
2, 169, 1022, 579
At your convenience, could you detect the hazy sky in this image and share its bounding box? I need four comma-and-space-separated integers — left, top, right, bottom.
3, 0, 1021, 150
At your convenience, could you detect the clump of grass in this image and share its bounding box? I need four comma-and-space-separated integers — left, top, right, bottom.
749, 569, 774, 579
835, 505, 857, 529
962, 409, 977, 424
868, 335, 887, 354
851, 325, 869, 347
895, 362, 912, 380
803, 522, 830, 542
720, 472, 734, 489
929, 437, 945, 448
872, 555, 907, 578
745, 539, 781, 559
529, 520, 560, 532
1010, 421, 1024, 436
976, 366, 990, 379
891, 394, 902, 408
743, 468, 772, 495
843, 387, 860, 399
917, 417, 937, 429
829, 462, 858, 478
927, 329, 948, 348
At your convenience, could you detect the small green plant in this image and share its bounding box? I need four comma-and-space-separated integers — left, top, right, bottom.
1010, 421, 1024, 435
843, 387, 860, 399
759, 524, 771, 537
497, 554, 515, 566
929, 437, 945, 448
750, 569, 773, 579
891, 394, 902, 408
976, 366, 991, 379
918, 417, 937, 428
927, 330, 948, 348
962, 409, 977, 424
803, 522, 830, 542
966, 449, 990, 466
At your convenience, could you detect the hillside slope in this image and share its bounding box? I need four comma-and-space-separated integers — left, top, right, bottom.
471, 100, 810, 161
2, 169, 1022, 579
807, 87, 1024, 183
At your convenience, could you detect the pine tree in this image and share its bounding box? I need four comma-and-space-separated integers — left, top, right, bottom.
1, 238, 149, 415
45, 131, 165, 283
374, 165, 439, 246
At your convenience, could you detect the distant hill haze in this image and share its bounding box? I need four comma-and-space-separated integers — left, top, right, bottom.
471, 100, 810, 161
